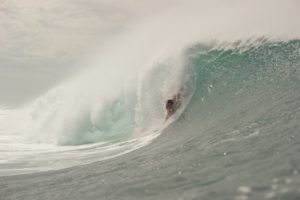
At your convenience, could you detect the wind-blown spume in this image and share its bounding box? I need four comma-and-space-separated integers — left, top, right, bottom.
19, 53, 194, 146
0, 0, 299, 177
12, 0, 300, 146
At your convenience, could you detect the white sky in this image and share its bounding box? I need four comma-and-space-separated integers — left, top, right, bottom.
0, 0, 299, 106
0, 0, 177, 106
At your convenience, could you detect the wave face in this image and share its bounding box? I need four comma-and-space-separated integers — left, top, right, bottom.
188, 39, 300, 123
1, 38, 300, 199
159, 39, 300, 199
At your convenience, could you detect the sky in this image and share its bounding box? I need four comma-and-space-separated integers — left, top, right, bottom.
0, 0, 176, 106
0, 0, 299, 107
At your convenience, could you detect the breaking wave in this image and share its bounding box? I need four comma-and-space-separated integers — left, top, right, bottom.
0, 38, 299, 176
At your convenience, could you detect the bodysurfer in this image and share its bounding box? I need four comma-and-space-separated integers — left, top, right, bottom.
165, 94, 181, 121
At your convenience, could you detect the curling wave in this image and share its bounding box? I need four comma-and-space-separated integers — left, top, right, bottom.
0, 38, 299, 178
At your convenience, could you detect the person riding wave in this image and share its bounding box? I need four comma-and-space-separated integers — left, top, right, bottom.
165, 94, 181, 121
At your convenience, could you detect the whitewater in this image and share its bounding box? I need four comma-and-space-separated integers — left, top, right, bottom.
1, 0, 300, 199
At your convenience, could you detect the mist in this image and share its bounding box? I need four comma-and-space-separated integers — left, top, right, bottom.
0, 0, 299, 107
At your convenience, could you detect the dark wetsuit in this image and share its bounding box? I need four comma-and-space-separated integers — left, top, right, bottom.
165, 94, 181, 120
166, 100, 176, 115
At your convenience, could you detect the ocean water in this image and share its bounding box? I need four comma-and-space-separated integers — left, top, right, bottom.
0, 39, 299, 200
1, 1, 300, 199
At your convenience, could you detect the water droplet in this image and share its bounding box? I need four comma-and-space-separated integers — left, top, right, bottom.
272, 178, 278, 183
265, 192, 275, 199
238, 186, 251, 194
285, 178, 292, 184
271, 185, 278, 190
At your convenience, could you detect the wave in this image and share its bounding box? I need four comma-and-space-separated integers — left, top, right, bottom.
1, 56, 194, 146
0, 44, 196, 175
0, 38, 299, 176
